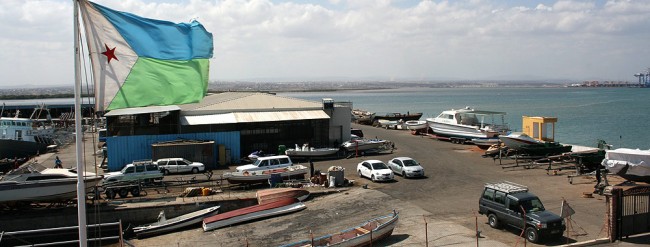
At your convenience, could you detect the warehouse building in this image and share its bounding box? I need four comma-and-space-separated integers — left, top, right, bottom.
103, 92, 351, 171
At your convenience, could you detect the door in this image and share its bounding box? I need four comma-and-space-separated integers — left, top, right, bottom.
177, 160, 190, 173
504, 197, 525, 229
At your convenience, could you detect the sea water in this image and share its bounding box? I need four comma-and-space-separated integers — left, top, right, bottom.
279, 87, 650, 150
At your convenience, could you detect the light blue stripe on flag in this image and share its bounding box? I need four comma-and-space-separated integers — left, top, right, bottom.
90, 2, 213, 60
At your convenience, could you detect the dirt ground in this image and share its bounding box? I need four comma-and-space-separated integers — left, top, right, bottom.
117, 123, 633, 246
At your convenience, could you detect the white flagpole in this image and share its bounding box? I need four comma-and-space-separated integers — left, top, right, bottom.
73, 0, 88, 246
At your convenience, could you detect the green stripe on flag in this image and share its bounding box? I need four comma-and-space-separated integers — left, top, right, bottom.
108, 58, 209, 110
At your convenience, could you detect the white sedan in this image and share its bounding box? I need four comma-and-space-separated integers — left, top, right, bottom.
156, 158, 205, 175
387, 157, 425, 178
357, 160, 394, 182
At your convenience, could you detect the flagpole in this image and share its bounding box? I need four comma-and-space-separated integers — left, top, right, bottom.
73, 0, 89, 246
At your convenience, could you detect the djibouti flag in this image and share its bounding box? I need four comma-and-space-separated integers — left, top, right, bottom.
79, 0, 213, 111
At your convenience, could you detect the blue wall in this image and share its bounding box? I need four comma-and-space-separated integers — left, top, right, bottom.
105, 131, 240, 171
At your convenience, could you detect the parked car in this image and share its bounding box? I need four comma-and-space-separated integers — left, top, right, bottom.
156, 158, 205, 175
235, 155, 293, 172
357, 160, 394, 182
103, 160, 164, 184
387, 157, 424, 178
478, 181, 565, 243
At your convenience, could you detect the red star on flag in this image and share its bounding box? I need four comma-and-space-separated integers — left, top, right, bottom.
101, 44, 119, 63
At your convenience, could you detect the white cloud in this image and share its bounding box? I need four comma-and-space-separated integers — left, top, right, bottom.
1, 0, 649, 86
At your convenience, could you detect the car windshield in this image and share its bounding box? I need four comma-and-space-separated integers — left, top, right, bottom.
253, 160, 262, 167
521, 198, 545, 213
403, 159, 419, 167
371, 162, 388, 170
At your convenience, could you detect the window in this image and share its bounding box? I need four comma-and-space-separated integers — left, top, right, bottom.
482, 188, 495, 201
146, 164, 158, 171
279, 158, 290, 164
495, 191, 506, 204
259, 160, 269, 167
124, 167, 134, 174
508, 199, 520, 212
135, 165, 145, 173
270, 159, 279, 166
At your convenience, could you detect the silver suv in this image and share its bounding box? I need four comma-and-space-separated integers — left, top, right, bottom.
103, 160, 164, 184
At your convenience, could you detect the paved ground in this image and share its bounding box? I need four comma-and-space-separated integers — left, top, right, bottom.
34, 125, 649, 246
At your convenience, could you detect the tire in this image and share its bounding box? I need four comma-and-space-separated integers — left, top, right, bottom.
163, 169, 170, 175
192, 168, 199, 174
105, 189, 116, 199
488, 214, 500, 228
358, 170, 363, 178
371, 175, 376, 182
402, 171, 407, 178
525, 227, 539, 243
130, 187, 141, 197
118, 188, 129, 198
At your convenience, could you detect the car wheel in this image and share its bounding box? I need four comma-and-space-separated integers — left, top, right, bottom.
525, 227, 539, 243
371, 175, 376, 182
163, 169, 170, 175
358, 170, 363, 178
488, 214, 500, 228
402, 171, 407, 178
192, 168, 199, 174
118, 188, 129, 198
105, 189, 116, 199
130, 187, 141, 197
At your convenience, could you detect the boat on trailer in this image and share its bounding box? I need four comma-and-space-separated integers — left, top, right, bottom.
133, 205, 221, 238
256, 188, 310, 205
223, 165, 309, 185
426, 107, 508, 141
278, 210, 399, 247
285, 144, 340, 158
203, 198, 306, 231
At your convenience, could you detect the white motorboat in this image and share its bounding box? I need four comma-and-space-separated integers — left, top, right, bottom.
223, 165, 309, 184
602, 148, 650, 183
498, 132, 543, 149
341, 136, 388, 152
471, 138, 502, 149
405, 120, 427, 130
203, 198, 306, 231
284, 144, 340, 157
426, 107, 509, 140
133, 205, 221, 238
0, 162, 103, 204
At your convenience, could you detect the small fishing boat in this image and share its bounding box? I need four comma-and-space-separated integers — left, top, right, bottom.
278, 210, 399, 247
341, 136, 388, 152
404, 120, 427, 130
285, 144, 340, 158
516, 142, 572, 156
498, 132, 542, 149
256, 188, 310, 205
203, 198, 306, 231
223, 165, 309, 184
371, 112, 422, 122
471, 138, 501, 149
133, 205, 221, 238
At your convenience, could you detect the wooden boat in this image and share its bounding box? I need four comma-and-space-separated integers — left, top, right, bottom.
223, 165, 309, 184
256, 188, 310, 205
203, 198, 306, 231
279, 210, 399, 247
133, 205, 221, 238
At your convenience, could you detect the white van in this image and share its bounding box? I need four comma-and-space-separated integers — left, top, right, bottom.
235, 155, 293, 172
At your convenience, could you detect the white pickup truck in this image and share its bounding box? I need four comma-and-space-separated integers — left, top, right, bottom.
103, 160, 164, 184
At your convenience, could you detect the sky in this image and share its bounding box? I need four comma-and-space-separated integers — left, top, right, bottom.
1, 0, 649, 87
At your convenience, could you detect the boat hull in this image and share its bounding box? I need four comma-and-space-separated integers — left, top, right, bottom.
0, 176, 102, 203
498, 135, 541, 149
279, 211, 399, 247
0, 139, 48, 159
429, 122, 494, 139
134, 206, 221, 238
203, 198, 306, 231
341, 140, 386, 152
404, 120, 427, 130
224, 165, 308, 184
285, 148, 340, 157
371, 113, 422, 122
256, 188, 310, 205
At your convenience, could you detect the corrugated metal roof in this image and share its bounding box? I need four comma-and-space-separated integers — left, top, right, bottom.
181, 110, 330, 125
105, 105, 180, 116
179, 92, 322, 116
